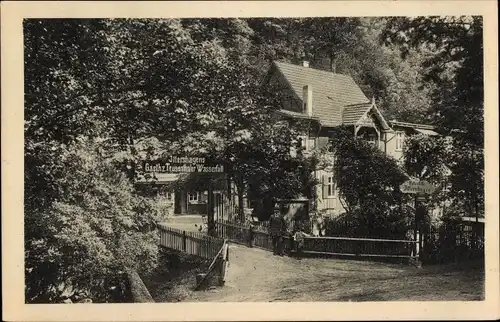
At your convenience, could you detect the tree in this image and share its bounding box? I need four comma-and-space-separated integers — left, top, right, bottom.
403, 134, 451, 230
403, 134, 449, 183
330, 127, 408, 236
24, 19, 246, 301
298, 17, 364, 72
25, 137, 165, 303
383, 16, 484, 219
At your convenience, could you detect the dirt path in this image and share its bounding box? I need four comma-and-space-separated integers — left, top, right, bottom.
184, 243, 484, 302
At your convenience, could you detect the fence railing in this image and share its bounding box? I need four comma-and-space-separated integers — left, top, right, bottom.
158, 224, 225, 260
302, 236, 415, 258
215, 220, 294, 253
214, 220, 415, 259
195, 240, 230, 290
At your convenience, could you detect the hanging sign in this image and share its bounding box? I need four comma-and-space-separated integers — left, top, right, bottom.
400, 179, 436, 195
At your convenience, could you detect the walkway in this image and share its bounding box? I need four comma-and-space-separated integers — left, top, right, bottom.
185, 243, 483, 302
162, 215, 204, 233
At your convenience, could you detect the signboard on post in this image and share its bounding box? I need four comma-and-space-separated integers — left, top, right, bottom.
400, 179, 436, 195
416, 195, 427, 202
399, 179, 436, 266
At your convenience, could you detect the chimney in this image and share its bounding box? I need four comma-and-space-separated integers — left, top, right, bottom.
302, 61, 310, 68
302, 85, 313, 116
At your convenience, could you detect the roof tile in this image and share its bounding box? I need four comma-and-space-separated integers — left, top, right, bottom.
274, 61, 369, 127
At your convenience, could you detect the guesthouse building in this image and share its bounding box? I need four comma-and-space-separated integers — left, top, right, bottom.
262, 60, 441, 217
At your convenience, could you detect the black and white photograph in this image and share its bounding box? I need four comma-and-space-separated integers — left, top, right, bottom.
2, 1, 499, 321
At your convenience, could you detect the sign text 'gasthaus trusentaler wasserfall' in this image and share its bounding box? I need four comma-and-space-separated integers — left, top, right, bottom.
142, 156, 225, 174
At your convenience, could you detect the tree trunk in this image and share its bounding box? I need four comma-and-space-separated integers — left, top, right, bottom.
367, 211, 374, 238
329, 52, 337, 73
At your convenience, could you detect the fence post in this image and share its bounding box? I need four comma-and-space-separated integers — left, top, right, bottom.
182, 231, 187, 252
416, 232, 420, 260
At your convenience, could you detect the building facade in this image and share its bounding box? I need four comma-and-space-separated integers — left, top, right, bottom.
263, 61, 440, 217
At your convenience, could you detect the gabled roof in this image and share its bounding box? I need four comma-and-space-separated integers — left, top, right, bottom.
273, 61, 370, 127
342, 102, 372, 125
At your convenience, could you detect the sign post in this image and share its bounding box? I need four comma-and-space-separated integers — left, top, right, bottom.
400, 179, 436, 195
400, 179, 437, 265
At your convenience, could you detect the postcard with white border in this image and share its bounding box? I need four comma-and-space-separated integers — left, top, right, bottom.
2, 1, 499, 321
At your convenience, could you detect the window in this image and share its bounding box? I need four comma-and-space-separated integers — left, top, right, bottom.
367, 133, 377, 146
307, 138, 315, 150
327, 177, 335, 197
396, 132, 405, 151
188, 192, 199, 203
297, 135, 307, 150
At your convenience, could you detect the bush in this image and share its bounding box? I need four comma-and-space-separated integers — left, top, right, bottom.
25, 138, 167, 303
325, 205, 414, 239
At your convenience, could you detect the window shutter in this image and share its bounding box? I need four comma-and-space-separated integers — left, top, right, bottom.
322, 175, 328, 199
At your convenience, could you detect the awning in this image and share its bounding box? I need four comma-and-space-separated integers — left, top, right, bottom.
415, 128, 439, 136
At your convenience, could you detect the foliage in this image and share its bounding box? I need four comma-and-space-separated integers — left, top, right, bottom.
383, 16, 484, 218
329, 127, 408, 236
25, 138, 166, 303
331, 127, 408, 211
402, 134, 453, 229
24, 18, 318, 301
24, 18, 238, 301
403, 134, 449, 184
325, 204, 414, 239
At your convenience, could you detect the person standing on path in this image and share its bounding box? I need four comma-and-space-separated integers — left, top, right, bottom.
269, 208, 286, 256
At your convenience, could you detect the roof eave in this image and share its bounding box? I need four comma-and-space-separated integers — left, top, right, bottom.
276, 109, 320, 122
389, 120, 437, 131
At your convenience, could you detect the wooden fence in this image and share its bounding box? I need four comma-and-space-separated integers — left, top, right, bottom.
194, 240, 230, 290
214, 220, 416, 259
158, 224, 225, 260
302, 236, 415, 258
421, 225, 484, 263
